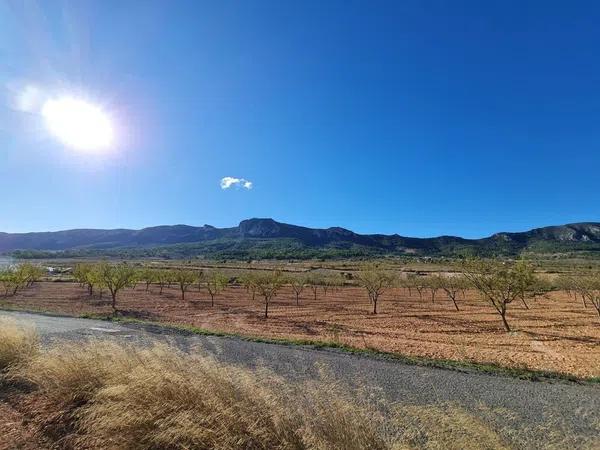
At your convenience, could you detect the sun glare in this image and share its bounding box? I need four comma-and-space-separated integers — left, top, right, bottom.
41, 97, 114, 151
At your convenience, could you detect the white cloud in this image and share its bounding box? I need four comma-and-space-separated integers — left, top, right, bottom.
220, 177, 253, 190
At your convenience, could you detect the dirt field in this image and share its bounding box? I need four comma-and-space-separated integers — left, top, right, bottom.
2, 281, 599, 378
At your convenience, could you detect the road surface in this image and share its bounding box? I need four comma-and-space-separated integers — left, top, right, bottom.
1, 310, 598, 446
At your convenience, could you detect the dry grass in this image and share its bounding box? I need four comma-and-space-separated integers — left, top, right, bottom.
4, 339, 521, 450
13, 342, 399, 449
0, 319, 38, 374
1, 330, 597, 449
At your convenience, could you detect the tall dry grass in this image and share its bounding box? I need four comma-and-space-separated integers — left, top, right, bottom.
0, 319, 38, 374
2, 333, 598, 450
13, 342, 404, 449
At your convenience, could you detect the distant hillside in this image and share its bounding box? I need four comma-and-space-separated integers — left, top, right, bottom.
3, 219, 600, 260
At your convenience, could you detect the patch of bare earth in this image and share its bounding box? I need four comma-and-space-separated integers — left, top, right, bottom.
0, 399, 48, 450
3, 282, 599, 377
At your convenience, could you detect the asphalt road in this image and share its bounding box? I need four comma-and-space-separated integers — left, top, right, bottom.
1, 310, 598, 447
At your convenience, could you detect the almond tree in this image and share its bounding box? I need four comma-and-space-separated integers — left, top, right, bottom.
97, 262, 137, 314
555, 275, 579, 304
571, 275, 595, 309
205, 272, 229, 306
307, 275, 322, 301
414, 278, 426, 301
440, 274, 468, 311
156, 269, 172, 295
0, 268, 24, 296
322, 278, 336, 296
254, 270, 284, 318
20, 263, 44, 287
357, 266, 394, 314
172, 268, 197, 301
427, 275, 442, 303
514, 259, 536, 310
74, 263, 95, 295
462, 259, 535, 332
289, 277, 306, 306
576, 273, 600, 320
239, 274, 258, 301
140, 268, 157, 292
197, 269, 205, 291
402, 274, 415, 297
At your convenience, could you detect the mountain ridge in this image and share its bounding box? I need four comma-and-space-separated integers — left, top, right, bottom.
2, 218, 600, 258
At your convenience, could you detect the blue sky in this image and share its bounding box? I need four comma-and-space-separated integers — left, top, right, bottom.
1, 1, 599, 238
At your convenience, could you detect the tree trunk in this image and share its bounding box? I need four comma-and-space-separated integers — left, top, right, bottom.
160, 285, 164, 295
500, 311, 511, 332
451, 297, 459, 311
296, 293, 300, 307
111, 293, 117, 314
521, 295, 529, 310
373, 298, 377, 314
181, 287, 185, 300
264, 301, 269, 318
210, 293, 214, 307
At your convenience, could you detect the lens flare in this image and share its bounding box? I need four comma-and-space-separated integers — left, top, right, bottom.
41, 97, 114, 151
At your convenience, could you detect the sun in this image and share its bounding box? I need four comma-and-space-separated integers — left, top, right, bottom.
41, 97, 114, 151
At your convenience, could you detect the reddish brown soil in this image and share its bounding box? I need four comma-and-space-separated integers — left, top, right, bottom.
2, 282, 599, 378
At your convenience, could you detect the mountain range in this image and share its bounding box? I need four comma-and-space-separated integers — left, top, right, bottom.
3, 218, 600, 259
